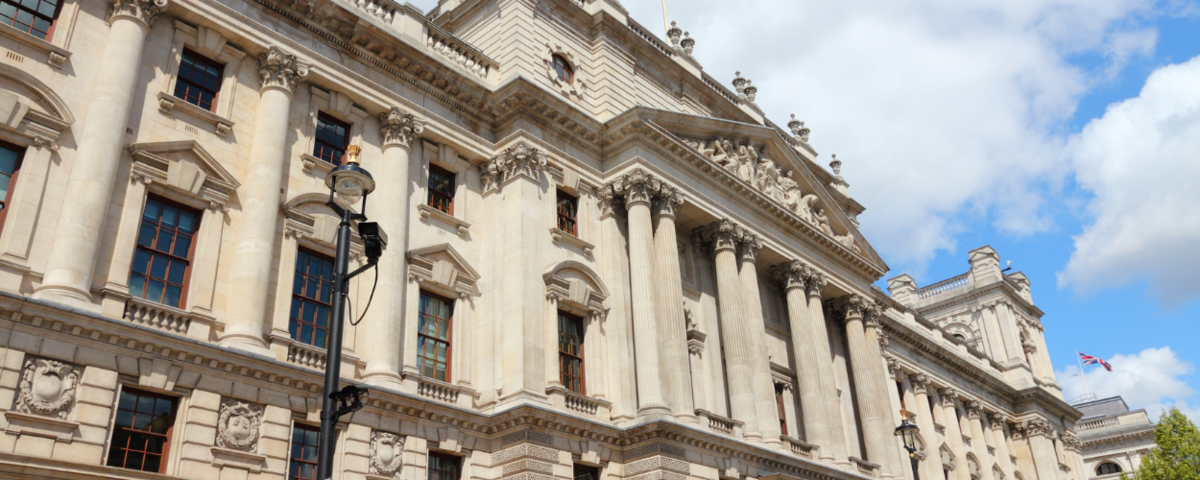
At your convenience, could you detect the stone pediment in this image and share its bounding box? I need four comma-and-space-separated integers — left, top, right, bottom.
0, 63, 73, 144
128, 140, 241, 208
407, 243, 480, 298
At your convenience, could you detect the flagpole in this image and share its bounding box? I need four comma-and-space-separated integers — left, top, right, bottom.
662, 0, 669, 36
1076, 350, 1092, 396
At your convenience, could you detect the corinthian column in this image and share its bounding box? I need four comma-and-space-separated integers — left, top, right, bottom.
840, 295, 892, 475
737, 232, 782, 447
805, 273, 849, 465
693, 220, 759, 440
361, 108, 423, 387
651, 185, 696, 423
864, 308, 902, 477
988, 413, 1015, 480
939, 389, 971, 480
36, 0, 168, 304
775, 261, 833, 462
219, 46, 309, 354
966, 402, 992, 480
612, 170, 669, 416
910, 375, 943, 480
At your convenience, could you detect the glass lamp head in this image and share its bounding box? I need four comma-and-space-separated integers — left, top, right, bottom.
325, 145, 375, 199
894, 415, 920, 451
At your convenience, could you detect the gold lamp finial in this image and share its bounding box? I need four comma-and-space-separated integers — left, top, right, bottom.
346, 145, 362, 165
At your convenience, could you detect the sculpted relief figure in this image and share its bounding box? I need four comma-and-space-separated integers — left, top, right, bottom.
797, 194, 819, 223
813, 208, 834, 236
754, 158, 784, 202
779, 171, 802, 212
734, 143, 756, 183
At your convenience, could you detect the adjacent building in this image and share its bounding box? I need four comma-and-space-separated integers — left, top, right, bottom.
0, 0, 1086, 479
1073, 397, 1156, 479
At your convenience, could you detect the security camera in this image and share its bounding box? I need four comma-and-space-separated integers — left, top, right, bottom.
357, 222, 387, 262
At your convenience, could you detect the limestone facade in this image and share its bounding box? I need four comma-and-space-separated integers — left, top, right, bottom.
1072, 397, 1155, 479
0, 0, 1084, 479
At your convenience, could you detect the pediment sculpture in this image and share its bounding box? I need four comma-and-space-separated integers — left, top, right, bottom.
216, 400, 263, 451
15, 358, 79, 419
369, 431, 406, 477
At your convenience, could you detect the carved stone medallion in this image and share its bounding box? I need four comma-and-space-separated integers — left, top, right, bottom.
216, 400, 263, 451
15, 358, 80, 419
369, 431, 405, 477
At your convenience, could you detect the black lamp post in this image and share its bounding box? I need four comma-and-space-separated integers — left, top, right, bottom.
895, 414, 921, 480
316, 145, 387, 480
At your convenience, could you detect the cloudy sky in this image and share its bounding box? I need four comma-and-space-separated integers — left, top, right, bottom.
414, 0, 1200, 421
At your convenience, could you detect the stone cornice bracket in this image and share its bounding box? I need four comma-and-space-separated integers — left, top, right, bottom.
788, 114, 811, 144
690, 219, 742, 256
938, 388, 959, 407
479, 142, 548, 194
651, 184, 684, 219
772, 260, 810, 292
258, 45, 309, 95
736, 230, 762, 262
379, 107, 424, 148
910, 373, 931, 394
610, 169, 661, 207
107, 0, 167, 28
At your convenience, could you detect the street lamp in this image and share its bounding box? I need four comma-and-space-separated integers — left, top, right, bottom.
316, 145, 387, 480
895, 414, 921, 480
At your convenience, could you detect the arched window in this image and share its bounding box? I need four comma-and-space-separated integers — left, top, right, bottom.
953, 333, 967, 342
552, 55, 574, 84
1096, 463, 1122, 475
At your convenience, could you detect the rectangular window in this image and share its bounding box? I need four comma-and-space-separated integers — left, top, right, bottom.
558, 311, 585, 394
0, 142, 23, 234
291, 250, 334, 349
556, 189, 578, 235
418, 292, 453, 381
428, 452, 461, 480
574, 464, 600, 480
313, 112, 350, 165
288, 423, 320, 480
775, 383, 788, 436
107, 388, 177, 474
173, 50, 223, 112
427, 165, 455, 215
0, 0, 61, 40
130, 197, 199, 309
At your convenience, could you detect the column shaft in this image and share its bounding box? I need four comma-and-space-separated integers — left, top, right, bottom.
627, 199, 668, 415
864, 318, 901, 477
806, 279, 849, 464
841, 297, 891, 473
940, 391, 971, 480
652, 191, 695, 422
737, 237, 781, 446
778, 263, 831, 461
37, 16, 151, 303
988, 415, 1015, 480
966, 406, 992, 480
911, 378, 944, 480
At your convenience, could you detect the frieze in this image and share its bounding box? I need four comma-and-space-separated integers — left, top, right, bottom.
369, 431, 405, 478
624, 456, 691, 475
14, 358, 79, 419
492, 443, 559, 465
216, 399, 263, 451
501, 459, 555, 476
627, 472, 687, 480
501, 429, 554, 446
625, 442, 686, 460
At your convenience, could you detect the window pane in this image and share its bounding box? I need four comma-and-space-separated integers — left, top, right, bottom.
150, 255, 168, 279
137, 224, 156, 247
178, 212, 195, 233
164, 285, 181, 307
155, 230, 174, 252
146, 280, 164, 302
132, 249, 151, 274
168, 260, 186, 283
173, 233, 191, 257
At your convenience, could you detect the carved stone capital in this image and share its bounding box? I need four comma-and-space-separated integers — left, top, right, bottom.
379, 107, 423, 148
805, 272, 827, 298
838, 294, 870, 322
216, 400, 263, 451
965, 401, 983, 419
885, 356, 899, 378
479, 142, 548, 193
596, 186, 621, 218
107, 0, 167, 27
368, 431, 405, 477
651, 185, 684, 219
611, 169, 661, 207
910, 373, 931, 394
988, 412, 1008, 430
773, 260, 809, 292
737, 231, 762, 263
16, 358, 79, 420
938, 388, 959, 407
691, 219, 742, 255
258, 45, 309, 94
1061, 431, 1081, 453
1023, 418, 1054, 438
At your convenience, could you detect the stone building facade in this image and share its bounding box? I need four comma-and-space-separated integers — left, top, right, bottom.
1072, 397, 1155, 479
0, 0, 1085, 479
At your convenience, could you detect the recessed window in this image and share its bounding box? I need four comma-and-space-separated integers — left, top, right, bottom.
174, 50, 223, 112
0, 142, 24, 235
552, 54, 574, 84
107, 388, 177, 473
130, 197, 199, 308
418, 291, 453, 382
428, 452, 461, 480
1096, 463, 1122, 475
574, 464, 600, 480
291, 250, 334, 349
929, 395, 938, 421
558, 311, 585, 394
313, 112, 350, 165
953, 333, 967, 342
775, 383, 788, 436
0, 0, 61, 40
427, 165, 455, 215
556, 189, 578, 235
289, 423, 320, 480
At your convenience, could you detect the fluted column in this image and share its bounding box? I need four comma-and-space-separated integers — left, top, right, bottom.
939, 389, 971, 480
693, 220, 759, 440
612, 171, 669, 416
805, 274, 849, 465
651, 186, 696, 423
966, 403, 992, 480
737, 233, 782, 447
840, 295, 892, 475
864, 312, 902, 477
775, 261, 833, 462
361, 108, 423, 387
35, 0, 167, 304
988, 413, 1015, 480
1022, 420, 1064, 480
911, 375, 943, 480
219, 46, 309, 354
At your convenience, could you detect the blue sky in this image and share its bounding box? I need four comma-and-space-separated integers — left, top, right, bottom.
413, 0, 1200, 420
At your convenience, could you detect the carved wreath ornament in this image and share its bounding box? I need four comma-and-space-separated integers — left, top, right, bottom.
216, 400, 263, 451
15, 358, 79, 419
369, 431, 405, 477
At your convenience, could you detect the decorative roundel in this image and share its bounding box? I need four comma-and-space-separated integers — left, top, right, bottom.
543, 43, 585, 98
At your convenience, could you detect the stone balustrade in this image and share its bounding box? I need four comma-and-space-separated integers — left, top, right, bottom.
851, 457, 881, 478
917, 272, 970, 299
696, 409, 741, 436
424, 28, 494, 79
123, 297, 192, 335
781, 436, 818, 459
416, 377, 461, 404
286, 341, 327, 370
352, 0, 397, 23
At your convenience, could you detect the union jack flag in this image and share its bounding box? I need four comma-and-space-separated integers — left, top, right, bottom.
1079, 352, 1113, 372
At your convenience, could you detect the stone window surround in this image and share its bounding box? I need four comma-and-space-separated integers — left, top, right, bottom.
103, 383, 183, 475
404, 243, 480, 397
0, 0, 76, 68
547, 164, 596, 256
301, 85, 368, 177
416, 140, 471, 238
158, 21, 245, 137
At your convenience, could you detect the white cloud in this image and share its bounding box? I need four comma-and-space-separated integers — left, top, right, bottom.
1057, 347, 1198, 419
1059, 54, 1200, 303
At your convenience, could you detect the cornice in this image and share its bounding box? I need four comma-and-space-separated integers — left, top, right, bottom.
915, 277, 1045, 319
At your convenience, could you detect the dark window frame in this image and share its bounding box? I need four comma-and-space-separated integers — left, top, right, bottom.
173, 49, 224, 112
288, 423, 321, 480
774, 383, 788, 436
418, 291, 454, 382
106, 387, 178, 474
573, 464, 600, 480
558, 310, 585, 395
427, 164, 455, 215
0, 0, 64, 41
290, 249, 335, 349
428, 451, 462, 480
0, 140, 24, 236
1096, 463, 1122, 475
313, 112, 350, 166
556, 189, 578, 236
552, 54, 574, 85
130, 196, 200, 309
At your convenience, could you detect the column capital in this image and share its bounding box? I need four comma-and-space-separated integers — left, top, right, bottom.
988, 412, 1008, 430
258, 45, 309, 95
1061, 431, 1081, 452
885, 355, 899, 378
480, 142, 548, 193
911, 373, 931, 394
804, 271, 827, 298
1021, 418, 1054, 438
691, 219, 743, 254
597, 187, 622, 219
938, 388, 959, 406
107, 0, 167, 29
610, 169, 661, 207
651, 184, 684, 219
736, 231, 762, 263
379, 107, 424, 149
836, 294, 871, 323
965, 400, 983, 419
772, 260, 810, 292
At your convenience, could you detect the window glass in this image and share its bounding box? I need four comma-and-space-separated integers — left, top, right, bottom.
574, 464, 599, 480
291, 250, 334, 348
428, 452, 461, 480
418, 292, 453, 381
775, 383, 788, 436
107, 388, 176, 473
558, 311, 584, 394
313, 113, 350, 165
173, 50, 223, 111
0, 0, 59, 40
130, 197, 198, 308
1096, 463, 1121, 475
289, 424, 320, 480
552, 55, 574, 84
0, 143, 22, 234
556, 190, 577, 235
427, 165, 455, 214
